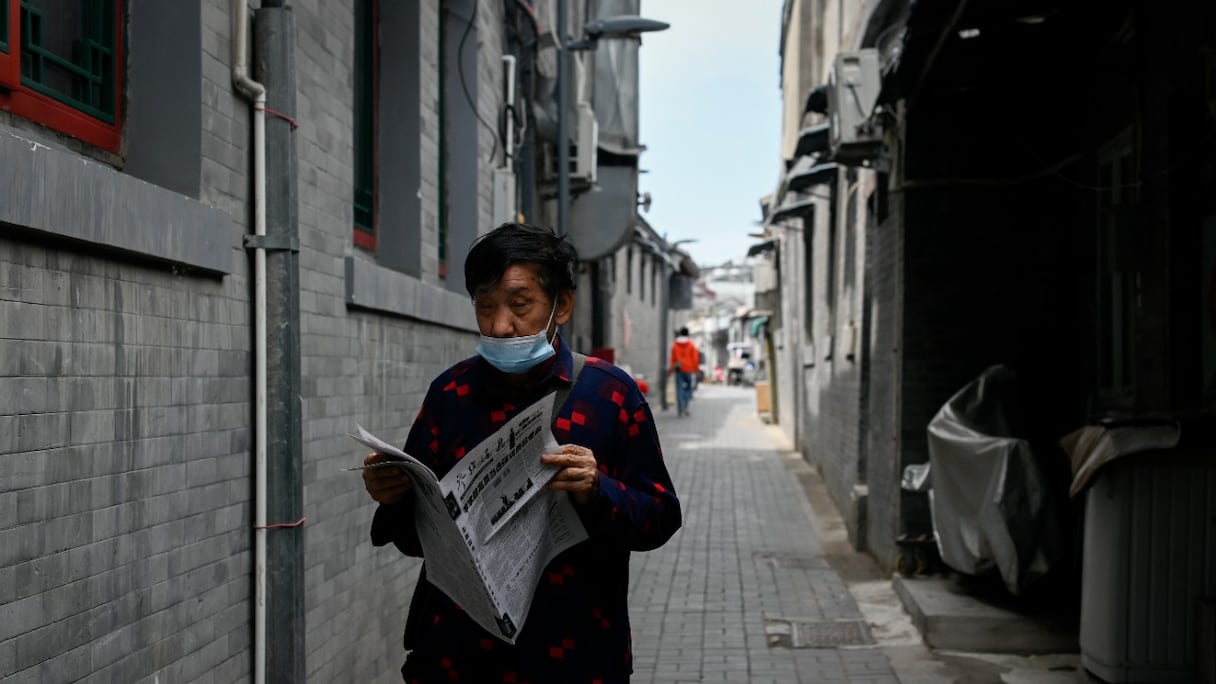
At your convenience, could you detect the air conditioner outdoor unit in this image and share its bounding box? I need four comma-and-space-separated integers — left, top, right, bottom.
827, 49, 882, 164
543, 103, 598, 189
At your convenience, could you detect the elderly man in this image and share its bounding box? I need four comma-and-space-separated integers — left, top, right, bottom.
362, 222, 682, 683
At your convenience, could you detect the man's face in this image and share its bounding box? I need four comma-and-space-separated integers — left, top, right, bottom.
474, 263, 572, 338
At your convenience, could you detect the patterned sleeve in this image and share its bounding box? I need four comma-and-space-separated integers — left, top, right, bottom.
581, 387, 682, 552
369, 383, 443, 557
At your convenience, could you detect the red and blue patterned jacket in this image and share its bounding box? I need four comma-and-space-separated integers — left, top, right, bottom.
371, 335, 682, 683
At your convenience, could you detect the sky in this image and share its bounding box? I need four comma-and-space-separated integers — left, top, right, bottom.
637, 0, 785, 268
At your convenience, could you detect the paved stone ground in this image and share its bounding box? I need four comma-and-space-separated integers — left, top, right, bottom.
628, 384, 901, 684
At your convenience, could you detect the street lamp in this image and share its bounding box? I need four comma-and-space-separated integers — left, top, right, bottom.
555, 4, 669, 245
569, 16, 672, 51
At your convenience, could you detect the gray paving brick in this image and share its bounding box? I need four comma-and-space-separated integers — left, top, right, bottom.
628, 385, 899, 683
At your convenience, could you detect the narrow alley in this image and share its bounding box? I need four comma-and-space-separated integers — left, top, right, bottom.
630, 384, 1082, 684
629, 384, 896, 683
4, 0, 1215, 681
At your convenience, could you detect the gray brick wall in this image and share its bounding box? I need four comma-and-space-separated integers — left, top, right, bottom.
601, 245, 666, 390
2, 0, 511, 681
0, 243, 253, 683
621, 251, 665, 386
0, 2, 255, 670
863, 170, 902, 570
201, 0, 254, 228
753, 207, 808, 446
797, 170, 869, 550
773, 227, 802, 447
290, 1, 503, 681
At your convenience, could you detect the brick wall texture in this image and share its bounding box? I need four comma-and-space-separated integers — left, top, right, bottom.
611, 248, 666, 392
796, 169, 870, 550
863, 185, 902, 570
0, 1, 509, 681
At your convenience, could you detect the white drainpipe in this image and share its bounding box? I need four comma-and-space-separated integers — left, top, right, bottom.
231, 1, 268, 683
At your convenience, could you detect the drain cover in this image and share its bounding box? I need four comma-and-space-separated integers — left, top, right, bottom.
764, 619, 873, 648
755, 552, 830, 571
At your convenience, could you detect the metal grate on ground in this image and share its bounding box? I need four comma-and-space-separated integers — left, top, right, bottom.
764, 618, 875, 649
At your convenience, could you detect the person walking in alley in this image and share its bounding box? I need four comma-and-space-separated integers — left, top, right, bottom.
360, 223, 682, 683
668, 327, 699, 417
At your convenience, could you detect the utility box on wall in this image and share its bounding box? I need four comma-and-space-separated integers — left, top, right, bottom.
574, 103, 599, 184
492, 168, 516, 225
828, 50, 882, 164
669, 273, 694, 310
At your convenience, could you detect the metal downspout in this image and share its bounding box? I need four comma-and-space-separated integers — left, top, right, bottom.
230, 2, 268, 681
254, 5, 303, 683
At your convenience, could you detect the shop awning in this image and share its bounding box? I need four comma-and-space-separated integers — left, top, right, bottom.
768, 196, 816, 223
747, 238, 778, 258
749, 316, 770, 336
793, 122, 830, 158
786, 161, 838, 193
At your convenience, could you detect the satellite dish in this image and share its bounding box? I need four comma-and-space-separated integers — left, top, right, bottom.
569, 165, 639, 260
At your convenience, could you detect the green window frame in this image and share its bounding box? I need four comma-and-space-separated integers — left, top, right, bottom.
0, 0, 123, 152
21, 0, 117, 122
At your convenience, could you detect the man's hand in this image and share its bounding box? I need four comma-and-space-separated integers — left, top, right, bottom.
542, 445, 599, 506
361, 453, 414, 504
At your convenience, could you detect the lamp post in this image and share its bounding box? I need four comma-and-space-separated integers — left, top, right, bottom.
555, 6, 669, 242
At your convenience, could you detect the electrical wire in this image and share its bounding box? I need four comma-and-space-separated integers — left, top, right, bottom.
894, 152, 1084, 191
515, 97, 529, 159
456, 2, 501, 165
514, 0, 541, 37
505, 0, 543, 220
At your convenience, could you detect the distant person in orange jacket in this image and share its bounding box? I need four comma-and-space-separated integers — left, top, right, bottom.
668, 327, 699, 417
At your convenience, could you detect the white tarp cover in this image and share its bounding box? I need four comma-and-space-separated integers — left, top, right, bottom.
926, 365, 1069, 595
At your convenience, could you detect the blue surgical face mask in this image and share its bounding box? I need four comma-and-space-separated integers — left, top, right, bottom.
475, 304, 558, 374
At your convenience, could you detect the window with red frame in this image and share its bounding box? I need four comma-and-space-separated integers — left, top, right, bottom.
0, 0, 123, 153
352, 0, 377, 249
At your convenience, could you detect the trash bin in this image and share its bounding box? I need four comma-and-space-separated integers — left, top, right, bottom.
1068, 421, 1216, 683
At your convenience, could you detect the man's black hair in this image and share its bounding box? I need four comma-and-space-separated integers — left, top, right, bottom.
678, 327, 689, 337
464, 222, 579, 301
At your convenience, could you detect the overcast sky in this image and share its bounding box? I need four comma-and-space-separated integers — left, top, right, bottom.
637, 0, 784, 268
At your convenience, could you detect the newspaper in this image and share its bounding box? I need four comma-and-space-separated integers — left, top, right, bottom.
349, 392, 589, 643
